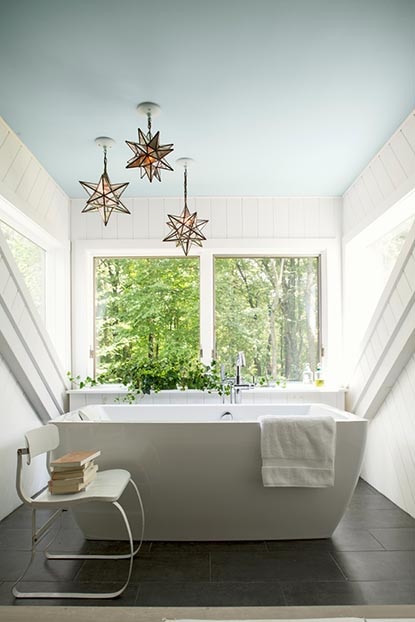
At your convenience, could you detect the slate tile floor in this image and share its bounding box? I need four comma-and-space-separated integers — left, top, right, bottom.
0, 479, 414, 607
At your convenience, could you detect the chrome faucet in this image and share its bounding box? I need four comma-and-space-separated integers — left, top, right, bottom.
235, 351, 246, 385
220, 353, 253, 403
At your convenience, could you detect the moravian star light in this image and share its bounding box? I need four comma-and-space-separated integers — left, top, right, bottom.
126, 103, 174, 182
80, 139, 130, 226
163, 162, 208, 256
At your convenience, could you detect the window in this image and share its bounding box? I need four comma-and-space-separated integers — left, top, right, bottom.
215, 257, 320, 381
0, 220, 46, 320
94, 257, 200, 376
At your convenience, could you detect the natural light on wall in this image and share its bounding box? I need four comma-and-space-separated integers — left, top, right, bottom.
0, 220, 46, 320
344, 191, 415, 375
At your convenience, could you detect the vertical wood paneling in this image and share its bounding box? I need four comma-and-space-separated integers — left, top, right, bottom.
391, 131, 415, 177
195, 197, 212, 239
27, 168, 49, 211
288, 198, 304, 238
242, 198, 258, 238
401, 113, 415, 151
0, 123, 8, 149
381, 144, 407, 189
0, 133, 20, 180
257, 197, 274, 238
132, 197, 149, 239
343, 110, 415, 240
71, 195, 341, 242
363, 167, 384, 207
226, 197, 242, 238
273, 197, 289, 237
3, 146, 30, 192
148, 197, 166, 238
115, 199, 134, 239
210, 197, 227, 238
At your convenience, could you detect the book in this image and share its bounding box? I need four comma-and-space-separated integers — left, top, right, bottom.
51, 461, 97, 480
50, 449, 101, 468
51, 463, 98, 483
48, 465, 98, 495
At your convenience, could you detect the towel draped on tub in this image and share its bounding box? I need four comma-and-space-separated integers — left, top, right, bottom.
259, 415, 336, 487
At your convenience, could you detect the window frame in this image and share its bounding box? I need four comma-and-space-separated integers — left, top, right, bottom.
92, 254, 201, 377
212, 253, 322, 380
72, 237, 340, 385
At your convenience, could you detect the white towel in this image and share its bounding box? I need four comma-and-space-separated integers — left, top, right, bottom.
259, 415, 336, 487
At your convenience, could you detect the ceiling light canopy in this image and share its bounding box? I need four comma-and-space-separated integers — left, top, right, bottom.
163, 158, 208, 256
125, 102, 174, 183
79, 137, 130, 226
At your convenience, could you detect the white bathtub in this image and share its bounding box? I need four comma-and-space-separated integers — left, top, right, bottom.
51, 403, 367, 541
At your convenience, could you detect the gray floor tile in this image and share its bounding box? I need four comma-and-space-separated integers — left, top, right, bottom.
333, 550, 415, 581
0, 580, 138, 606
136, 581, 286, 606
340, 508, 415, 529
150, 541, 267, 553
266, 528, 384, 552
76, 552, 210, 584
370, 528, 415, 550
211, 551, 346, 582
330, 527, 386, 551
282, 580, 368, 605
356, 580, 415, 604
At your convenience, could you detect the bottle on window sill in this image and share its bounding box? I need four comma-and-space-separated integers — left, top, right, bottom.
314, 362, 324, 387
302, 363, 313, 385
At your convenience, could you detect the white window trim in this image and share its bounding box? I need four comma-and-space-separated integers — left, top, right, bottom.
0, 195, 70, 369
72, 237, 342, 386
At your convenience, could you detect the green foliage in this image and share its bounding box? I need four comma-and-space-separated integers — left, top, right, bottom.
95, 257, 200, 375
215, 257, 319, 381
67, 359, 224, 402
91, 255, 319, 389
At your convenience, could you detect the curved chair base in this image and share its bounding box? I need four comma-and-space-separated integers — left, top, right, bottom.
12, 479, 144, 600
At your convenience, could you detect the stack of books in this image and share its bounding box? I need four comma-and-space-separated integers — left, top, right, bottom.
48, 449, 101, 495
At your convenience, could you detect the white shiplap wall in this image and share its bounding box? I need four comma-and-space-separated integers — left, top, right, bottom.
343, 108, 415, 517
0, 117, 71, 520
343, 111, 415, 241
71, 195, 341, 242
361, 352, 415, 518
0, 117, 70, 243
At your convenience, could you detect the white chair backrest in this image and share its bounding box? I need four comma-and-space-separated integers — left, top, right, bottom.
25, 424, 59, 464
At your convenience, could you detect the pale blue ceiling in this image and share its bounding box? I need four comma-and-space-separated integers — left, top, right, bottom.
0, 0, 414, 198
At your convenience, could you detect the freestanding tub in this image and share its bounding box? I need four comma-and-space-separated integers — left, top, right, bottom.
51, 403, 367, 541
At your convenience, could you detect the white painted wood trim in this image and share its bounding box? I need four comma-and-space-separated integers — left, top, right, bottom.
0, 228, 69, 420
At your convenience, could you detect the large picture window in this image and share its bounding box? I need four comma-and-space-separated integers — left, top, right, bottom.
215, 257, 320, 382
94, 257, 200, 376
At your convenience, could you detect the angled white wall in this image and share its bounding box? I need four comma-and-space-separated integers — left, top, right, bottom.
0, 117, 70, 520
343, 108, 415, 517
343, 110, 415, 241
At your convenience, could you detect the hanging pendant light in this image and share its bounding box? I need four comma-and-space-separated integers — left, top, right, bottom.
79, 137, 130, 226
125, 102, 174, 182
163, 158, 208, 256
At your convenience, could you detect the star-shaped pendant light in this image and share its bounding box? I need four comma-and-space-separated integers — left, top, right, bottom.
163, 158, 208, 256
79, 137, 130, 226
126, 102, 174, 182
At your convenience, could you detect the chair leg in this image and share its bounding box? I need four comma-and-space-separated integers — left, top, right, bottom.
46, 478, 145, 561
12, 480, 145, 599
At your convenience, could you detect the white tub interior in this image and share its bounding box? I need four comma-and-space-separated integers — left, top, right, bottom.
63, 402, 353, 423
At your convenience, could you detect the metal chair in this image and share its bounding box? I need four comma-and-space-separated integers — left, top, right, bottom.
12, 423, 145, 599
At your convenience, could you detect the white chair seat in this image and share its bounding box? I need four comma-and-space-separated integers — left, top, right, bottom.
32, 469, 131, 507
